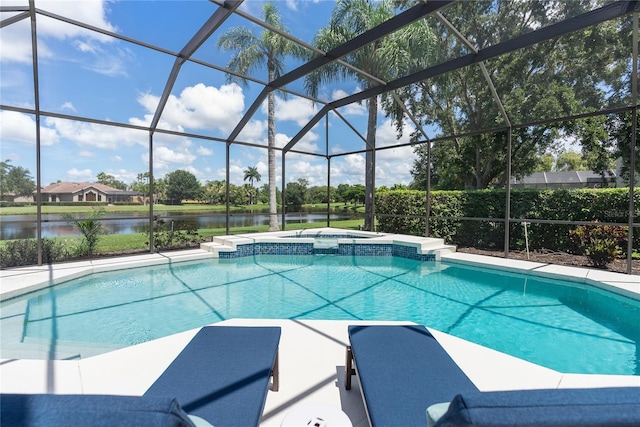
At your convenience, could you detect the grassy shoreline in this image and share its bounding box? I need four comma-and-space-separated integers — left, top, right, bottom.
1, 219, 365, 255
96, 219, 364, 252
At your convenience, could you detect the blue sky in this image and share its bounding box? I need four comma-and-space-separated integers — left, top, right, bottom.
1, 0, 420, 189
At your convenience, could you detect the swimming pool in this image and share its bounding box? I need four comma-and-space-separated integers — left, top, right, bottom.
1, 254, 638, 375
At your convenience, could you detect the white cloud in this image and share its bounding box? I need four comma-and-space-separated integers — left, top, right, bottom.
134, 83, 245, 133
78, 150, 94, 158
110, 155, 122, 162
256, 161, 268, 177
111, 168, 137, 184
329, 153, 365, 185
376, 146, 415, 186
236, 119, 267, 144
37, 1, 118, 41
332, 89, 366, 116
61, 102, 77, 112
227, 163, 246, 185
44, 116, 146, 149
0, 111, 59, 146
66, 167, 94, 181
152, 146, 196, 171
0, 21, 37, 64
280, 130, 321, 161
274, 133, 290, 149
286, 160, 327, 186
80, 44, 134, 77
296, 131, 320, 153
270, 96, 318, 126
285, 0, 298, 11
1, 1, 117, 64
376, 117, 412, 147
197, 146, 214, 156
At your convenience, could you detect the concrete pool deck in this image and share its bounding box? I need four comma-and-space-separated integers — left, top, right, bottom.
1, 236, 640, 426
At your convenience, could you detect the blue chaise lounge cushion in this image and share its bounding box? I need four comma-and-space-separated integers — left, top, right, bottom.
0, 394, 196, 427
144, 325, 281, 427
348, 325, 478, 427
434, 387, 640, 427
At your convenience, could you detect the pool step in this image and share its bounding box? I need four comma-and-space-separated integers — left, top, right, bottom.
201, 230, 459, 260
200, 241, 235, 257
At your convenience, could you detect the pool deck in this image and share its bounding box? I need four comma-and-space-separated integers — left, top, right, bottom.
1, 241, 640, 426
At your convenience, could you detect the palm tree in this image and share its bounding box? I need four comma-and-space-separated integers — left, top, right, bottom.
204, 179, 226, 205
306, 0, 437, 230
218, 2, 307, 231
243, 166, 261, 204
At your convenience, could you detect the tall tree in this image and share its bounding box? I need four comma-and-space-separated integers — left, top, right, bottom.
307, 0, 437, 230
218, 2, 307, 231
285, 178, 308, 208
165, 170, 202, 205
0, 160, 36, 199
606, 112, 640, 183
243, 166, 261, 204
96, 172, 127, 190
556, 151, 588, 172
131, 172, 167, 204
403, 0, 629, 190
534, 154, 555, 173
203, 179, 226, 205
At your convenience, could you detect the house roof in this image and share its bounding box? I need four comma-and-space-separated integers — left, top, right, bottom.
510, 170, 616, 186
40, 182, 124, 194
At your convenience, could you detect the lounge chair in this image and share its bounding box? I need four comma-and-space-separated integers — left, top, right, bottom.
433, 387, 640, 426
144, 325, 281, 427
0, 394, 195, 427
345, 324, 478, 427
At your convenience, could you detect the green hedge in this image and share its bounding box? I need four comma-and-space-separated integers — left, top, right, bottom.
376, 188, 639, 253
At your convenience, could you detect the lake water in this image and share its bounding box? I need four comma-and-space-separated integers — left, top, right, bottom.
0, 210, 357, 240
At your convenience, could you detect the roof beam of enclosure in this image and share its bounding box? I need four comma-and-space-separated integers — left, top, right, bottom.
0, 10, 29, 28
332, 109, 367, 144
353, 0, 640, 105
285, 1, 637, 152
34, 4, 296, 105
226, 0, 453, 144
391, 91, 432, 142
271, 1, 453, 90
149, 0, 243, 133
36, 2, 331, 108
211, 0, 403, 87
434, 12, 511, 127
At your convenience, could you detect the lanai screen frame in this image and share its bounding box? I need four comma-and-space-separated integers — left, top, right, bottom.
1, 0, 638, 272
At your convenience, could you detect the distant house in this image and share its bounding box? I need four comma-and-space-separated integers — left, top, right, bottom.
38, 182, 142, 204
510, 170, 616, 189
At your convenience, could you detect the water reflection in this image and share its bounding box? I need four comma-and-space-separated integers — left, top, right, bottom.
1, 210, 357, 240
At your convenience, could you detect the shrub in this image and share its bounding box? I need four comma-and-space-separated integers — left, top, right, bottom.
569, 223, 626, 268
376, 188, 637, 253
0, 238, 72, 268
149, 217, 204, 251
62, 208, 105, 257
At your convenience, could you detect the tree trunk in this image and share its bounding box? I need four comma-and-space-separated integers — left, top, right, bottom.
364, 97, 377, 231
267, 67, 279, 231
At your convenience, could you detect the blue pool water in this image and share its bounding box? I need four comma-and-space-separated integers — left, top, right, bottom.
1, 255, 639, 375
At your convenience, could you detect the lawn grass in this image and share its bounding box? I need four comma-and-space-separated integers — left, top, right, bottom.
69, 219, 365, 254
